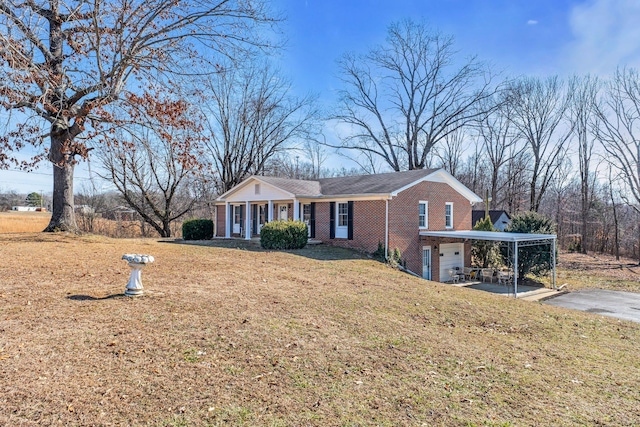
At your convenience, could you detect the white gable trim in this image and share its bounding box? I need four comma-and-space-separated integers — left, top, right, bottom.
217, 176, 295, 202
390, 169, 482, 203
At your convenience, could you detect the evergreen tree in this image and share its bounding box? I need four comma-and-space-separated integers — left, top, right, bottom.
504, 211, 556, 280
25, 192, 43, 207
472, 216, 501, 268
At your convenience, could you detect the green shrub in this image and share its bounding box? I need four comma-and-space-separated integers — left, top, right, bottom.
182, 219, 213, 240
472, 215, 502, 268
503, 211, 556, 280
260, 220, 308, 250
372, 241, 386, 260
388, 247, 402, 267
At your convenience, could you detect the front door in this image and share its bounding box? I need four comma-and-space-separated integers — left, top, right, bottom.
302, 203, 312, 236
335, 202, 348, 238
278, 204, 288, 221
233, 205, 243, 234
422, 246, 432, 280
258, 205, 266, 233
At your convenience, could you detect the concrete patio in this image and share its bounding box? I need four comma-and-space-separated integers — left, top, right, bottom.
452, 280, 562, 301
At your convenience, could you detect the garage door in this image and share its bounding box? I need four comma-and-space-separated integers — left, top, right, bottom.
439, 243, 464, 282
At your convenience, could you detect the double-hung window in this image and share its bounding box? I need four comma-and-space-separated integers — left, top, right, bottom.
338, 203, 348, 227
419, 201, 428, 229
445, 202, 453, 229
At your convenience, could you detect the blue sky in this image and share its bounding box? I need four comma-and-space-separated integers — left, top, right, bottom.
275, 0, 640, 97
2, 0, 640, 194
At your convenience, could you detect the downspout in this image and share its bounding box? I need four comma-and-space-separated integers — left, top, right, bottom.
385, 198, 389, 260
552, 237, 557, 290
514, 240, 519, 299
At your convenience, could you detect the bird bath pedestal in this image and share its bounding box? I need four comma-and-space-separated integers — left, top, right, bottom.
122, 254, 155, 296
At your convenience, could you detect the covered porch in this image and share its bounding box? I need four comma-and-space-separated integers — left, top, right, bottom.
420, 230, 557, 299
217, 200, 315, 239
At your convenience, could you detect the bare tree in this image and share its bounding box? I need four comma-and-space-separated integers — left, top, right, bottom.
333, 19, 496, 171
608, 166, 621, 260
476, 94, 519, 208
503, 146, 531, 214
455, 139, 486, 196
201, 59, 318, 193
594, 67, 640, 215
567, 75, 601, 253
97, 93, 202, 237
0, 0, 276, 232
432, 126, 466, 176
303, 140, 328, 179
507, 76, 572, 212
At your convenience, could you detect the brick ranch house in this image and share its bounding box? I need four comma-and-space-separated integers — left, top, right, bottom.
214, 168, 483, 282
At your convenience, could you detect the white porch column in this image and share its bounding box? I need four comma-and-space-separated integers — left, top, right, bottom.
245, 201, 251, 239
293, 198, 300, 221
268, 200, 274, 222
225, 202, 231, 238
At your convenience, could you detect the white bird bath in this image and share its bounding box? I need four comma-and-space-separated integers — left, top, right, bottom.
122, 254, 155, 296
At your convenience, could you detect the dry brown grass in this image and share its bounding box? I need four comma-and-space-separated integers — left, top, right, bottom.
1, 234, 639, 426
0, 211, 51, 233
558, 251, 640, 292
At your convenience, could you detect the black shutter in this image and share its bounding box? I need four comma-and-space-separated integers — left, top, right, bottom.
228, 205, 233, 235
264, 204, 269, 223
252, 204, 257, 235
310, 202, 316, 238
239, 205, 244, 234
347, 201, 354, 240
329, 201, 335, 239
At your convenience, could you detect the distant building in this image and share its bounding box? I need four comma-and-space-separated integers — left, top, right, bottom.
472, 210, 511, 231
11, 206, 39, 212
103, 206, 138, 222
74, 205, 96, 215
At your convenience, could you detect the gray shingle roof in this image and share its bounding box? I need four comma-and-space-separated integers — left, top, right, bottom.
318, 169, 437, 196
472, 210, 511, 226
223, 169, 440, 200
257, 176, 322, 196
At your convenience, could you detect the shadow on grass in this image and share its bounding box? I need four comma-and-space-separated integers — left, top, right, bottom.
162, 238, 375, 261
67, 294, 126, 301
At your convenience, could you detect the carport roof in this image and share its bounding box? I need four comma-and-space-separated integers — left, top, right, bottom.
420, 230, 556, 242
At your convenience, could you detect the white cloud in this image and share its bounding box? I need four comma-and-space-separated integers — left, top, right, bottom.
564, 0, 640, 75
527, 20, 538, 25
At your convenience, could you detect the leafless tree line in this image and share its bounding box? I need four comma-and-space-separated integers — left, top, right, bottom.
2, 5, 638, 259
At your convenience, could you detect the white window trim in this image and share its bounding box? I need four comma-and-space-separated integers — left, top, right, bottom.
337, 202, 348, 228
419, 200, 428, 229
335, 202, 348, 238
422, 245, 432, 280
445, 202, 453, 229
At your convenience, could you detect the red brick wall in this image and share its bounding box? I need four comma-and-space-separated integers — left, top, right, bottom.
388, 181, 473, 276
315, 202, 331, 241
215, 205, 226, 237
314, 200, 387, 252
352, 200, 386, 251
419, 237, 472, 281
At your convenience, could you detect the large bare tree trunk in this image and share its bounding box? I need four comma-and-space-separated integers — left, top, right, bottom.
45, 133, 79, 232
1, 0, 277, 234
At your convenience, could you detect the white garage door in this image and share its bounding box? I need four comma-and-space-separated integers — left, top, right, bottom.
439, 243, 464, 282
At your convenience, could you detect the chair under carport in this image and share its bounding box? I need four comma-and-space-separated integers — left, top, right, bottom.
420, 230, 557, 299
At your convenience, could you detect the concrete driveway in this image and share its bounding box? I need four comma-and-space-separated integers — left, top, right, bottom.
544, 289, 640, 323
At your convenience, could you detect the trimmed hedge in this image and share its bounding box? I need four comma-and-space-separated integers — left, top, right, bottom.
182, 219, 213, 240
260, 220, 308, 250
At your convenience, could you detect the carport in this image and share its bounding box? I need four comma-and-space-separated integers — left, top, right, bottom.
420, 230, 557, 298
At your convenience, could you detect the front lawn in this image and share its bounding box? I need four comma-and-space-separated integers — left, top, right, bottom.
1, 234, 638, 426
